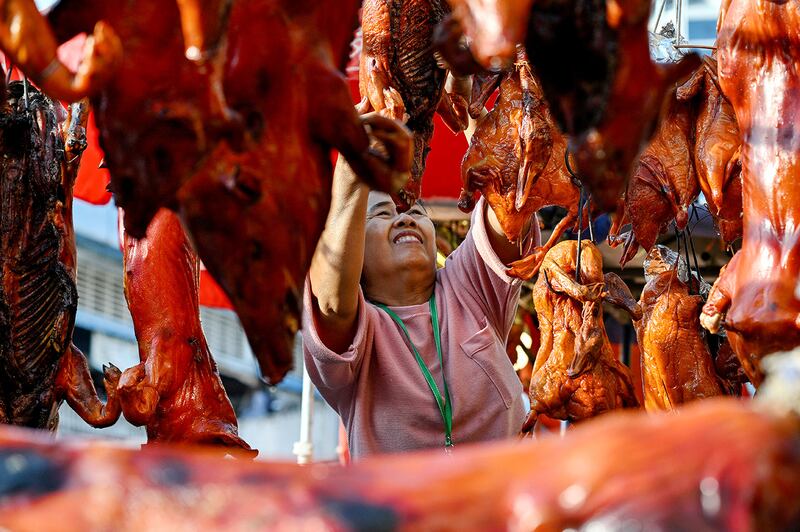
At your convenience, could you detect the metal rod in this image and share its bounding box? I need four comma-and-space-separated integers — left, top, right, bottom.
22, 75, 29, 110
675, 0, 683, 43
674, 44, 717, 50
682, 227, 692, 291
292, 362, 315, 465
654, 0, 668, 32
575, 186, 584, 283
686, 211, 703, 285
586, 197, 594, 242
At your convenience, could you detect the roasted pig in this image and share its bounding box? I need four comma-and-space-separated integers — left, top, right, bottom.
47, 0, 413, 384
358, 0, 468, 207
0, 83, 119, 429
118, 208, 254, 456
523, 241, 640, 429
700, 0, 800, 386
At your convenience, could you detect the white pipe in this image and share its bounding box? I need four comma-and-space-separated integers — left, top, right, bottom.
292, 364, 315, 465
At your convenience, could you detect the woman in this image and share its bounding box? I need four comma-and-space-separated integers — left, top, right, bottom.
302, 156, 539, 458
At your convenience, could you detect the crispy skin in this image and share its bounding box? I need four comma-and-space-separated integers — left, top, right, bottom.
459, 60, 579, 279
635, 270, 723, 412
0, 83, 119, 429
701, 0, 800, 386
0, 399, 797, 529
47, 0, 412, 384
525, 241, 638, 426
118, 209, 255, 456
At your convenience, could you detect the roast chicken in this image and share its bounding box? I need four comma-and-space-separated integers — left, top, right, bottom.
459, 56, 580, 279
523, 241, 640, 429
0, 83, 120, 429
0, 397, 797, 529
700, 0, 800, 386
117, 208, 254, 456
46, 0, 413, 384
358, 0, 468, 207
677, 55, 743, 244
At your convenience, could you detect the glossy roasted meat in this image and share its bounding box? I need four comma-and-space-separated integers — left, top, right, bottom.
523, 241, 639, 428
459, 59, 579, 279
0, 398, 797, 529
47, 0, 412, 384
524, 0, 700, 212
358, 0, 467, 207
0, 83, 119, 429
700, 0, 800, 386
118, 208, 254, 456
635, 269, 723, 412
677, 55, 743, 244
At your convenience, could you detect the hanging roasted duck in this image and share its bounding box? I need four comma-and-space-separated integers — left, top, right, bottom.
358, 0, 468, 207
523, 0, 699, 212
635, 250, 723, 412
459, 56, 580, 279
677, 55, 743, 245
700, 0, 800, 387
0, 82, 120, 429
522, 241, 640, 430
46, 0, 413, 384
607, 86, 699, 266
117, 208, 255, 456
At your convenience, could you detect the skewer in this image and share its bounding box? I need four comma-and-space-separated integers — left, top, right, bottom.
653, 0, 669, 33
675, 0, 683, 44
674, 44, 717, 50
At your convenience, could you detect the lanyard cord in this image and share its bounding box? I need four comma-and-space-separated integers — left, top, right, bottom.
374, 294, 453, 449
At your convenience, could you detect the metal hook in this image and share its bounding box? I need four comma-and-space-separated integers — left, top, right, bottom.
575, 185, 584, 284
22, 75, 29, 110
586, 196, 594, 243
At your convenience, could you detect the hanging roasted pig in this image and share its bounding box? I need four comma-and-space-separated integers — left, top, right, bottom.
358, 0, 468, 207
46, 0, 413, 384
700, 0, 800, 387
523, 0, 700, 212
117, 208, 254, 456
459, 57, 580, 279
0, 82, 120, 429
635, 255, 723, 412
523, 240, 640, 430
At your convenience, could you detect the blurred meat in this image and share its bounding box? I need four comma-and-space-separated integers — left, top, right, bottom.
523, 241, 639, 429
459, 57, 579, 279
524, 0, 700, 211
118, 208, 254, 456
635, 269, 723, 411
0, 399, 797, 529
0, 83, 119, 429
701, 0, 800, 386
358, 0, 468, 207
677, 55, 743, 244
47, 0, 413, 384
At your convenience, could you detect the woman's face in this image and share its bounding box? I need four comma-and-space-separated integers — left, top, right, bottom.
362, 191, 437, 285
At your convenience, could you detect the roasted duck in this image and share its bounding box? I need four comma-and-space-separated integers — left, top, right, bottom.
524, 0, 700, 212
118, 208, 254, 456
701, 0, 800, 386
523, 241, 640, 429
677, 55, 743, 244
0, 82, 119, 429
47, 0, 413, 384
358, 0, 468, 207
636, 268, 723, 412
0, 396, 797, 529
459, 57, 580, 279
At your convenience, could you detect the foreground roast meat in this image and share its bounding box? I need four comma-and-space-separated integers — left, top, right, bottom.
118, 209, 254, 456
700, 0, 800, 386
459, 57, 579, 279
0, 398, 797, 529
0, 83, 119, 429
47, 0, 412, 384
523, 241, 640, 429
358, 0, 468, 207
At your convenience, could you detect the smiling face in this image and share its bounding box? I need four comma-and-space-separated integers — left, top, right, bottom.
361, 192, 437, 300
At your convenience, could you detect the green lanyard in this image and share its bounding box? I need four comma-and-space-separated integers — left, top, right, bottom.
374, 293, 454, 450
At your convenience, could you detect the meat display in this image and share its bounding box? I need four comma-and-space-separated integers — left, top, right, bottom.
677, 55, 743, 244
118, 208, 255, 456
523, 0, 700, 212
459, 57, 580, 279
358, 0, 468, 207
0, 398, 797, 529
701, 0, 800, 386
0, 83, 119, 429
46, 0, 413, 384
636, 268, 723, 412
523, 241, 640, 429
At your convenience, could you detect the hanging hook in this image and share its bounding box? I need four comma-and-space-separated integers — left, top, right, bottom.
575, 185, 584, 284
586, 196, 594, 243
22, 74, 29, 110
